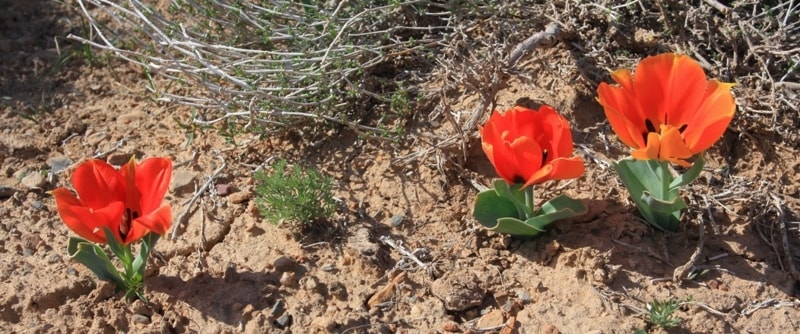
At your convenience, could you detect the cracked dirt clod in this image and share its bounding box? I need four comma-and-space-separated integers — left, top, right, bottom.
431, 271, 485, 311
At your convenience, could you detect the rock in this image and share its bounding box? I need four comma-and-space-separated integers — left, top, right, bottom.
46, 154, 73, 174
540, 323, 560, 334
215, 183, 234, 196
279, 271, 296, 287
170, 170, 197, 196
516, 289, 532, 304
131, 314, 151, 325
431, 271, 485, 311
476, 309, 504, 329
21, 171, 45, 189
228, 191, 251, 204
106, 152, 133, 166
269, 299, 285, 318
274, 314, 291, 329
441, 321, 460, 332
273, 256, 296, 272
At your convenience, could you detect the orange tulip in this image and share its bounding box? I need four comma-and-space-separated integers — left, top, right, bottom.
597, 53, 736, 166
52, 158, 173, 245
480, 105, 585, 187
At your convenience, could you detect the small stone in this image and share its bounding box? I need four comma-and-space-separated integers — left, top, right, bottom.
228, 191, 251, 204
279, 271, 296, 287
390, 214, 405, 226
517, 290, 532, 304
476, 309, 504, 329
441, 321, 460, 332
21, 171, 45, 189
540, 323, 560, 334
131, 314, 151, 325
431, 271, 485, 311
707, 279, 720, 290
215, 183, 234, 196
106, 152, 133, 166
273, 256, 296, 272
170, 170, 197, 196
274, 314, 291, 329
46, 154, 73, 174
270, 299, 285, 318
303, 277, 318, 291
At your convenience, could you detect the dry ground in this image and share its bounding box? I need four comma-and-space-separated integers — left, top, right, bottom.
1, 1, 799, 333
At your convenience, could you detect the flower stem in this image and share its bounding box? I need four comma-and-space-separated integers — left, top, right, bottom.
524, 186, 535, 219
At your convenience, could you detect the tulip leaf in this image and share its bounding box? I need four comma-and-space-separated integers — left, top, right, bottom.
668, 155, 705, 190
132, 233, 159, 279
474, 190, 586, 236
492, 179, 532, 219
613, 159, 684, 232
473, 188, 523, 226
489, 217, 547, 236
67, 237, 126, 288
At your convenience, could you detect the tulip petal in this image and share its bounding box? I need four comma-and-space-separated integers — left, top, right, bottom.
632, 133, 662, 161
71, 160, 126, 210
683, 81, 736, 152
658, 125, 693, 166
632, 54, 706, 126
135, 204, 173, 236
133, 158, 173, 214
597, 83, 647, 149
508, 136, 544, 182
52, 188, 125, 244
523, 157, 586, 187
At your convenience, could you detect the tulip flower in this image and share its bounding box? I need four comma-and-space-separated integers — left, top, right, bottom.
596, 53, 735, 167
52, 158, 172, 245
480, 105, 586, 187
51, 157, 173, 301
473, 105, 587, 237
596, 53, 736, 232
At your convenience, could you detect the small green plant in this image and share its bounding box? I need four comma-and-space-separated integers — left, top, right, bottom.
254, 159, 335, 226
646, 296, 691, 330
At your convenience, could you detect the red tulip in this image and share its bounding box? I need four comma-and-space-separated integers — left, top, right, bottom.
480, 105, 585, 187
596, 53, 736, 166
51, 158, 172, 245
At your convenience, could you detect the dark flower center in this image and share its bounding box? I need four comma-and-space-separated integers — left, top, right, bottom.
120, 208, 139, 240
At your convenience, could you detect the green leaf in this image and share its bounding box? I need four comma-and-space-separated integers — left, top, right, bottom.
474, 193, 586, 237
492, 179, 532, 219
668, 155, 705, 190
101, 228, 134, 275
613, 159, 684, 232
132, 233, 159, 279
67, 237, 125, 288
473, 188, 522, 227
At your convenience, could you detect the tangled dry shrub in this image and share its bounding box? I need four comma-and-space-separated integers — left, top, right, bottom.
68, 0, 461, 139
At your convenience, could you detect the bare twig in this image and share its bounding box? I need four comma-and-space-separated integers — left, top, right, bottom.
170, 156, 227, 240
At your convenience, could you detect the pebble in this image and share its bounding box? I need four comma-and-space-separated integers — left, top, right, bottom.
21, 171, 45, 189
131, 314, 151, 325
273, 256, 296, 272
516, 290, 532, 304
279, 271, 296, 287
476, 309, 504, 329
441, 321, 460, 332
390, 214, 405, 226
106, 152, 133, 166
46, 154, 73, 174
228, 191, 251, 204
274, 314, 291, 329
431, 271, 485, 311
270, 299, 285, 318
540, 323, 560, 334
303, 277, 318, 291
215, 183, 234, 196
170, 170, 197, 196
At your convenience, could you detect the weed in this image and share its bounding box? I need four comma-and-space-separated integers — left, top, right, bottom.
646, 296, 691, 330
254, 159, 335, 226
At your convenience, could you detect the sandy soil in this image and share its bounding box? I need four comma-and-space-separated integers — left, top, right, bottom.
1, 1, 798, 333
